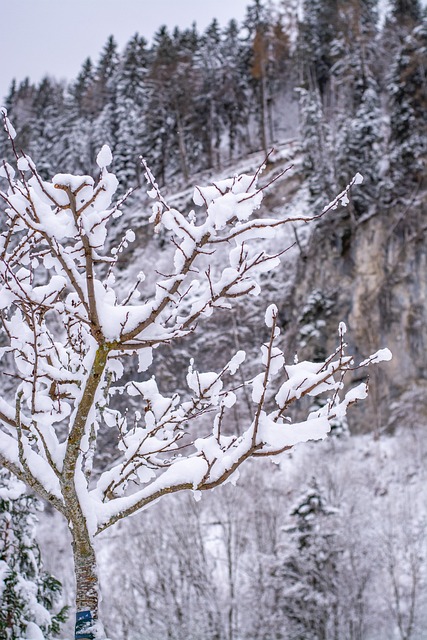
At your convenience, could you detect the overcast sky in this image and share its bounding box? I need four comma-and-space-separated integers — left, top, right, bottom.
0, 0, 251, 101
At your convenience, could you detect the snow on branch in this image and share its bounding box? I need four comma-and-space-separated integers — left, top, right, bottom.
0, 109, 391, 538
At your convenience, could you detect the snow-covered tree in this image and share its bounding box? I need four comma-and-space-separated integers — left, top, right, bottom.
271, 478, 342, 639
298, 87, 334, 205
329, 0, 383, 216
113, 34, 150, 188
0, 469, 67, 639
0, 109, 391, 638
194, 19, 224, 171
297, 0, 339, 97
218, 19, 251, 162
386, 14, 427, 200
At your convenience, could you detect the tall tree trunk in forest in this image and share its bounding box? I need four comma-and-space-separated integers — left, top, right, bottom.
251, 27, 269, 156
258, 69, 269, 156
175, 109, 189, 181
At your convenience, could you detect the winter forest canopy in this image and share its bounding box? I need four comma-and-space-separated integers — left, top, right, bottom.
0, 0, 426, 639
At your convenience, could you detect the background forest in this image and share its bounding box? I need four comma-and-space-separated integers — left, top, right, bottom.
1, 0, 426, 638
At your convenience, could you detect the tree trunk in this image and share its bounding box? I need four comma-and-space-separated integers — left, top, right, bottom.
175, 109, 189, 182
259, 73, 268, 157
72, 529, 102, 639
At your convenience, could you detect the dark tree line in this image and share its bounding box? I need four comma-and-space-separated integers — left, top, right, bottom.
298, 0, 426, 212
1, 1, 293, 190
2, 0, 425, 206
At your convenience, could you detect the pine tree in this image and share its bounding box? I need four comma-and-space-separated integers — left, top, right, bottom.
297, 0, 339, 96
143, 26, 179, 183
335, 79, 383, 216
114, 34, 150, 187
272, 479, 340, 640
389, 0, 422, 35
298, 0, 383, 216
1, 78, 36, 153
145, 25, 201, 183
171, 24, 201, 178
296, 0, 341, 208
47, 91, 93, 175
218, 19, 251, 161
27, 77, 65, 178
94, 36, 119, 113
244, 0, 276, 155
194, 19, 224, 170
298, 87, 334, 205
72, 57, 96, 118
0, 470, 67, 639
331, 0, 383, 216
386, 13, 427, 200
267, 16, 293, 138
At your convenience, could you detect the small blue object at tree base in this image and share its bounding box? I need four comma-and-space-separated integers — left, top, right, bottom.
75, 610, 94, 639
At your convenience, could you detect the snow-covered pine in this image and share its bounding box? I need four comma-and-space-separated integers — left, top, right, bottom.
330, 0, 383, 217
0, 469, 67, 639
270, 478, 340, 640
386, 11, 427, 200
0, 109, 391, 638
113, 34, 150, 189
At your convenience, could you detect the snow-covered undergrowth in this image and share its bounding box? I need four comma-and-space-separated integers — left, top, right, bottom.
37, 424, 427, 640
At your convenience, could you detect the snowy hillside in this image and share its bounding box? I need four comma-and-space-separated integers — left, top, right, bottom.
1, 0, 426, 638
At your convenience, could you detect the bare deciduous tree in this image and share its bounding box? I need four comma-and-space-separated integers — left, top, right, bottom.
0, 109, 391, 638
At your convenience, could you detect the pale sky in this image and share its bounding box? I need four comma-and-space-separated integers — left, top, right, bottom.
0, 0, 251, 101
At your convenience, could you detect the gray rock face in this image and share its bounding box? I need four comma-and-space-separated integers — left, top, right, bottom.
284, 195, 427, 433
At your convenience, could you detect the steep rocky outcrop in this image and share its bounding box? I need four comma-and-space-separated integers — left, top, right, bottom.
283, 189, 427, 433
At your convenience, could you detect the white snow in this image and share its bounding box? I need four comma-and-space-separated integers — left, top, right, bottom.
96, 145, 113, 169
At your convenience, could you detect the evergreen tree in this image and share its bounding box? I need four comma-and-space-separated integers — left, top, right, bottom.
2, 81, 16, 112
331, 0, 383, 216
27, 77, 65, 177
386, 13, 427, 200
297, 0, 339, 96
272, 479, 340, 640
94, 35, 119, 113
84, 36, 120, 168
244, 0, 272, 154
72, 57, 96, 118
144, 26, 180, 184
0, 470, 67, 639
298, 87, 334, 205
218, 19, 251, 161
335, 80, 383, 215
267, 16, 293, 139
296, 0, 341, 208
48, 89, 93, 175
114, 34, 150, 187
390, 0, 422, 35
298, 0, 383, 215
2, 78, 36, 153
171, 24, 201, 178
145, 24, 201, 182
194, 19, 224, 170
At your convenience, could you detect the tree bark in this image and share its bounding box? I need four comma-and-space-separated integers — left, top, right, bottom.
72, 528, 101, 639
175, 109, 189, 182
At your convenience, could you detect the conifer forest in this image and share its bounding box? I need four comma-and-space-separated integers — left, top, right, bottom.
0, 0, 426, 639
